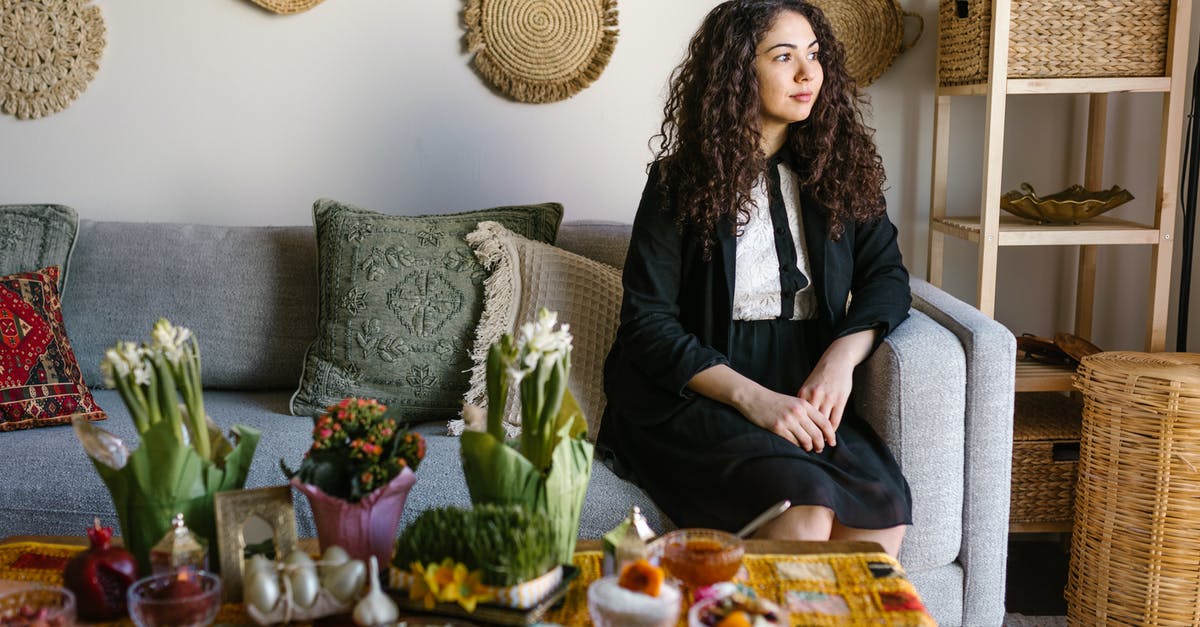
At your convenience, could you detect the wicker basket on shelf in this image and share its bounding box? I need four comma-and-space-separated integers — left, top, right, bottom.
938, 0, 1170, 86
1068, 352, 1200, 625
1010, 392, 1081, 527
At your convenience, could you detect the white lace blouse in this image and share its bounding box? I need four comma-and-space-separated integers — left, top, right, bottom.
732, 162, 818, 321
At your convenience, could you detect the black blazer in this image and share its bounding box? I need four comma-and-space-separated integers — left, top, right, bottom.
602, 162, 911, 427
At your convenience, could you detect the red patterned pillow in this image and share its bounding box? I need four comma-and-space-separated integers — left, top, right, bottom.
0, 266, 105, 431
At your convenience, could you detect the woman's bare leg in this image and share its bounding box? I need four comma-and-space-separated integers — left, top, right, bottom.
752, 505, 834, 541
829, 521, 906, 557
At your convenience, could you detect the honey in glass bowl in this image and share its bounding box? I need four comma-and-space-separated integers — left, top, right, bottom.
657, 529, 744, 588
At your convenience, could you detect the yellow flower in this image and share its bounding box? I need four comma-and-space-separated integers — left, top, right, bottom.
407, 561, 437, 610
451, 567, 494, 613
410, 558, 494, 613
431, 559, 461, 606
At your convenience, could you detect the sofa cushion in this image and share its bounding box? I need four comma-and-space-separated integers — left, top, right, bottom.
62, 221, 319, 391
0, 266, 105, 431
0, 204, 78, 290
556, 221, 630, 269
453, 221, 621, 440
290, 199, 563, 423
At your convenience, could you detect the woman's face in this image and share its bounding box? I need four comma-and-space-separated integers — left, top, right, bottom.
754, 10, 823, 143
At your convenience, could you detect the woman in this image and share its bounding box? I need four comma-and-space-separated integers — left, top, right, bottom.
597, 0, 911, 556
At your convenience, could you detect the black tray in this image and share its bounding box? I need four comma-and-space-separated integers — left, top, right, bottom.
391, 565, 580, 626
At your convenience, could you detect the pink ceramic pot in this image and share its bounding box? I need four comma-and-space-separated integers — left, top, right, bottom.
291, 467, 417, 567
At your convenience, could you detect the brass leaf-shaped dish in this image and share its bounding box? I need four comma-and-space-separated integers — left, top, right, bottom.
1000, 183, 1134, 224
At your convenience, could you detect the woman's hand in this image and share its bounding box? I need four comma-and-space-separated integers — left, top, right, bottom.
688, 364, 834, 451
736, 385, 835, 452
800, 329, 879, 429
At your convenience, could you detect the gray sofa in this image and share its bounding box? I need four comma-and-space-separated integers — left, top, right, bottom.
0, 218, 1014, 626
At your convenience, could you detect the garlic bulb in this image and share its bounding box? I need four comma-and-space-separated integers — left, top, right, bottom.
353, 556, 398, 626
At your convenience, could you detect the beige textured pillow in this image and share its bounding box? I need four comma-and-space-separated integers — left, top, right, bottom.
451, 221, 622, 440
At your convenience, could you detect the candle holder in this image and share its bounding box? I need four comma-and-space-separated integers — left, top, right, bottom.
126, 569, 221, 627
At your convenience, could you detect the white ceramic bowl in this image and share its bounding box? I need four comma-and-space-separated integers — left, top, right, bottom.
587, 575, 681, 627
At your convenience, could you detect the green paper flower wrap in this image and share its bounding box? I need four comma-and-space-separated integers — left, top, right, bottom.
79, 318, 260, 573
461, 309, 593, 565
75, 417, 260, 573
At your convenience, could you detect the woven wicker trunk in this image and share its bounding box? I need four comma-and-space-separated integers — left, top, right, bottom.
1010, 393, 1081, 527
938, 0, 1171, 86
1068, 352, 1200, 625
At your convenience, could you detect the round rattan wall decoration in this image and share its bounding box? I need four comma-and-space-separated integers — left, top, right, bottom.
807, 0, 921, 86
464, 0, 618, 103
0, 0, 105, 120
247, 0, 326, 15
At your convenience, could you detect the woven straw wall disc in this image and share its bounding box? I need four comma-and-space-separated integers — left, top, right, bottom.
464, 0, 619, 104
247, 0, 326, 15
0, 0, 105, 120
807, 0, 919, 86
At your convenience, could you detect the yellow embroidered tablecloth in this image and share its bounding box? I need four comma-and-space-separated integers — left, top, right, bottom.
1, 542, 934, 626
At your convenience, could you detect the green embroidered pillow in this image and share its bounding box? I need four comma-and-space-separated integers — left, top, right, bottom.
0, 205, 79, 291
290, 198, 563, 421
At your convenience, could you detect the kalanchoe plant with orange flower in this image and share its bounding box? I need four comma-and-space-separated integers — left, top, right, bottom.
281, 398, 426, 503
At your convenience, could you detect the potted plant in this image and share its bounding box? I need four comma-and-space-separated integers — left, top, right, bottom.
282, 397, 426, 566
391, 504, 560, 612
460, 309, 593, 565
73, 319, 261, 573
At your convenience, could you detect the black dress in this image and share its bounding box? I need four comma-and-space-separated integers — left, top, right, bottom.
598, 157, 912, 533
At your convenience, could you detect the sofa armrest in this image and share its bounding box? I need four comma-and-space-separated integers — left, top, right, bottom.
910, 278, 1015, 627
855, 309, 966, 575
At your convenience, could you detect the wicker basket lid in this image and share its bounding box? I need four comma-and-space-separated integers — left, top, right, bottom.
807, 0, 921, 86
463, 0, 619, 103
248, 0, 326, 15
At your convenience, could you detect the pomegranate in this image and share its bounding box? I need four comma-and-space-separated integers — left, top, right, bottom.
63, 518, 139, 621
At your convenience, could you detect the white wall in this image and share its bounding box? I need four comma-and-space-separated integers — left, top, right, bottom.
2, 0, 1198, 351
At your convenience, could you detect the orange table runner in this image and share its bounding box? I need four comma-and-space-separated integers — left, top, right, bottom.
1, 541, 934, 626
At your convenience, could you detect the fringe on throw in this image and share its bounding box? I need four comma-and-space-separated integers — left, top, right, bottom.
463, 0, 620, 104
451, 221, 523, 438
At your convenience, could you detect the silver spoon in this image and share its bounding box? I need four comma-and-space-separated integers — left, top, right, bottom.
734, 499, 792, 539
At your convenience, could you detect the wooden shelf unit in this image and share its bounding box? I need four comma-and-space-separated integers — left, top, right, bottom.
928, 0, 1191, 365
926, 0, 1192, 531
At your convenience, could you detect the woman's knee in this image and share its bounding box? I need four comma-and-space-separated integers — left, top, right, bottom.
830, 523, 907, 557
754, 505, 834, 541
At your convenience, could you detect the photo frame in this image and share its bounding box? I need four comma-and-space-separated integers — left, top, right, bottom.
214, 485, 298, 602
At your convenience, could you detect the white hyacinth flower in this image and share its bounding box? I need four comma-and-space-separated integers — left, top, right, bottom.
151, 318, 193, 365
99, 359, 116, 389
512, 308, 573, 380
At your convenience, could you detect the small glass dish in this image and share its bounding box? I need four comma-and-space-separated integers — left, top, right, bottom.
126, 568, 221, 627
652, 528, 744, 588
1000, 182, 1134, 224
0, 584, 76, 626
587, 575, 681, 627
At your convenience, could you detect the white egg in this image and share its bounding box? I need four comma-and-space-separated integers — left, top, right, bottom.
244, 570, 281, 615
284, 549, 316, 569
325, 559, 367, 603
290, 567, 321, 608
321, 545, 351, 566
245, 554, 275, 578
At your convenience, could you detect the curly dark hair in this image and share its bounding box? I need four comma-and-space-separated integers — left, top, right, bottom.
653, 0, 886, 254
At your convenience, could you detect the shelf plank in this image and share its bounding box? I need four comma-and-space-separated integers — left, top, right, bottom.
937, 76, 1171, 96
932, 215, 1160, 246
1016, 361, 1077, 392
1009, 521, 1073, 533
